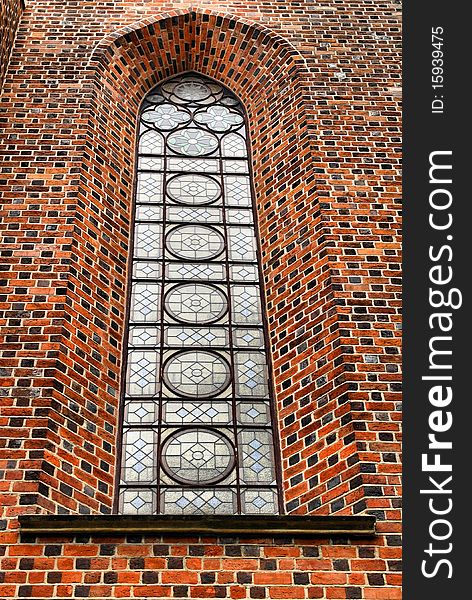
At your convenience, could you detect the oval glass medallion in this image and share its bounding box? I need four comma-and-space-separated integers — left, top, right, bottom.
167, 128, 218, 156
163, 350, 231, 397
161, 428, 235, 484
167, 174, 221, 205
166, 225, 224, 260
165, 283, 227, 324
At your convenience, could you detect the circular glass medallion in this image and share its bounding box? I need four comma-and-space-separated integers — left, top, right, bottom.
165, 283, 227, 324
161, 428, 235, 484
167, 128, 218, 156
173, 81, 212, 102
166, 225, 224, 260
163, 350, 231, 397
167, 174, 221, 205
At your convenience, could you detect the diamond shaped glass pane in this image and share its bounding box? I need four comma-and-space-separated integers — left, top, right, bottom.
167, 206, 222, 223
120, 489, 157, 515
161, 488, 236, 515
223, 176, 251, 206
126, 350, 159, 397
168, 157, 219, 172
165, 326, 228, 347
238, 430, 275, 485
237, 401, 271, 425
166, 262, 225, 281
133, 261, 161, 280
234, 351, 269, 398
136, 173, 163, 202
122, 429, 157, 483
241, 489, 278, 514
162, 400, 232, 425
229, 227, 257, 261
230, 265, 259, 282
128, 326, 160, 347
134, 223, 162, 259
231, 286, 262, 325
138, 156, 164, 171
130, 283, 160, 323
233, 328, 264, 348
124, 400, 158, 426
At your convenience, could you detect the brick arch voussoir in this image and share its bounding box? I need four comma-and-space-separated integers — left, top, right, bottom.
64, 9, 367, 517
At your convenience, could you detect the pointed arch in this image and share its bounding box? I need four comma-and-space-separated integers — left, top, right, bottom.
60, 9, 359, 516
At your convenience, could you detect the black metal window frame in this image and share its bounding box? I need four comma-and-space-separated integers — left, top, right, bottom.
116, 72, 283, 516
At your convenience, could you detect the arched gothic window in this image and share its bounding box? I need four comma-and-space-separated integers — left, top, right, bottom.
118, 73, 280, 515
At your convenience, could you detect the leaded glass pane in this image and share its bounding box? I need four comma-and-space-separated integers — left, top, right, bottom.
223, 159, 249, 174
238, 430, 276, 485
139, 130, 164, 154
237, 401, 271, 425
135, 205, 163, 221
166, 225, 224, 260
142, 104, 190, 130
134, 223, 162, 259
234, 351, 269, 398
224, 176, 252, 206
130, 283, 160, 323
165, 283, 227, 324
167, 206, 222, 223
136, 173, 163, 203
168, 157, 219, 172
128, 326, 160, 347
167, 174, 221, 205
162, 400, 232, 425
124, 400, 158, 426
166, 262, 225, 280
229, 227, 257, 261
126, 350, 159, 396
133, 261, 161, 279
163, 350, 231, 397
231, 286, 262, 325
222, 133, 247, 157
161, 488, 236, 515
165, 326, 228, 347
122, 429, 157, 483
241, 489, 277, 514
230, 264, 259, 282
119, 73, 279, 515
120, 489, 157, 515
161, 429, 235, 484
167, 128, 218, 156
234, 328, 265, 348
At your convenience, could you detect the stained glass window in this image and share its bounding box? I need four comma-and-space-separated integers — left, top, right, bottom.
118, 73, 280, 516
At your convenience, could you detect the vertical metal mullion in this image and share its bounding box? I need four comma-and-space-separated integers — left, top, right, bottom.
219, 138, 242, 515
155, 134, 168, 514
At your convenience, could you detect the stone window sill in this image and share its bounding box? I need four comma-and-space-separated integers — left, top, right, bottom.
19, 514, 376, 537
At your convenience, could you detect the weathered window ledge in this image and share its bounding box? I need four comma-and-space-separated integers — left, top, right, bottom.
19, 514, 376, 537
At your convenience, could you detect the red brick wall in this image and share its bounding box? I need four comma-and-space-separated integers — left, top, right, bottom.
0, 1, 401, 598
0, 0, 23, 91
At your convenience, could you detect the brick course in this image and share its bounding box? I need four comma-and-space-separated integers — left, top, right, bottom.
0, 1, 401, 598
